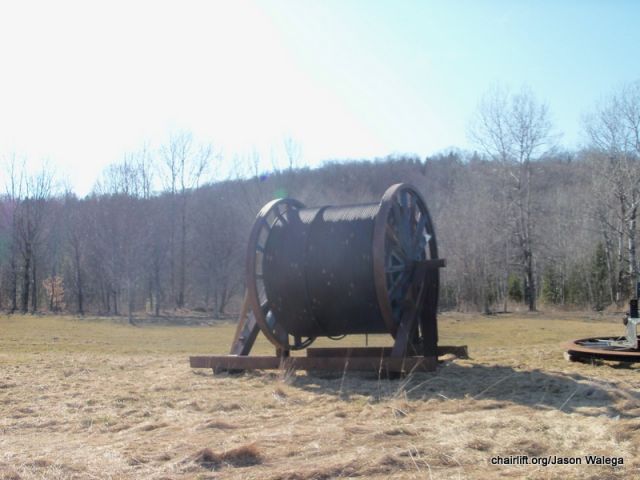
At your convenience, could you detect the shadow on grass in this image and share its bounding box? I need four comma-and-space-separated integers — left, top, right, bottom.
286, 362, 639, 417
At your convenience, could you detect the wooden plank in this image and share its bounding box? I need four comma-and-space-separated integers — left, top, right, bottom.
418, 258, 447, 269
230, 292, 250, 348
306, 346, 468, 359
229, 293, 261, 356
391, 261, 427, 358
307, 347, 393, 357
295, 356, 437, 373
189, 355, 437, 373
421, 269, 439, 357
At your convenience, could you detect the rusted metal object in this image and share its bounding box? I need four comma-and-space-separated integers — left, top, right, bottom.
564, 336, 640, 363
190, 183, 463, 375
564, 291, 640, 363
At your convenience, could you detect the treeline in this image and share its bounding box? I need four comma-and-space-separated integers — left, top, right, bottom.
0, 152, 622, 316
0, 82, 639, 316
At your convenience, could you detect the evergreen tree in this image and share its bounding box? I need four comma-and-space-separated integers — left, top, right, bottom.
541, 264, 563, 305
508, 273, 523, 303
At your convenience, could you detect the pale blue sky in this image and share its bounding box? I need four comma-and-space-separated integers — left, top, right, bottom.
0, 0, 638, 195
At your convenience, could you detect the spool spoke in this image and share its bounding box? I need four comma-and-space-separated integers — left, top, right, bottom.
274, 204, 289, 225
393, 197, 412, 255
391, 201, 403, 227
385, 223, 403, 248
389, 271, 408, 299
386, 264, 409, 273
408, 196, 416, 234
257, 282, 267, 303
400, 190, 409, 210
411, 215, 429, 259
390, 248, 407, 263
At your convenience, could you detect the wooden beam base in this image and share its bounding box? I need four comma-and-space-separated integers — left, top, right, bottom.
306, 346, 468, 359
190, 345, 467, 375
190, 354, 437, 373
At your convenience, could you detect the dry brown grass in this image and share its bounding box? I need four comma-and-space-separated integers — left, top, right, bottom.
0, 311, 639, 479
190, 443, 262, 469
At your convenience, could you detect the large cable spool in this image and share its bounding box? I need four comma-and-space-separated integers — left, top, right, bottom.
245, 183, 439, 351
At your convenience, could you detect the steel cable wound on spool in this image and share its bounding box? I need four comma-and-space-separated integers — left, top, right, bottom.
245, 183, 440, 351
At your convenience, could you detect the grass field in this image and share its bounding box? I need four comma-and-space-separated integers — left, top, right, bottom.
1, 311, 639, 479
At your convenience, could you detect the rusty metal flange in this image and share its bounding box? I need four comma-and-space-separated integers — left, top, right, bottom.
564, 336, 640, 362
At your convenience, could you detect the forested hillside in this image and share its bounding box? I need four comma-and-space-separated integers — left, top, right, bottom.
1, 84, 639, 316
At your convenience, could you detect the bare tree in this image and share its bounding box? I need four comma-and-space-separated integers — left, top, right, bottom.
469, 85, 557, 311
63, 194, 88, 315
93, 146, 154, 198
585, 81, 640, 301
192, 185, 245, 317
160, 131, 212, 308
13, 164, 54, 312
283, 136, 302, 171
3, 155, 25, 312
93, 154, 158, 322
